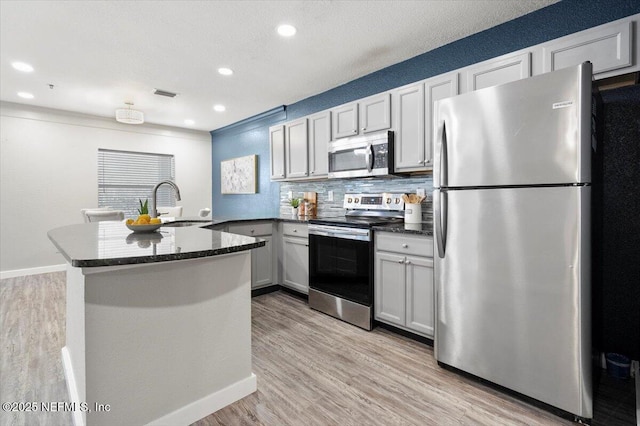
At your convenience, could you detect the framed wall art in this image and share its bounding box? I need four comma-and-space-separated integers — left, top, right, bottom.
220, 154, 257, 194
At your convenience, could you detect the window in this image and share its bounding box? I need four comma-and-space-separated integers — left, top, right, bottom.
98, 149, 176, 217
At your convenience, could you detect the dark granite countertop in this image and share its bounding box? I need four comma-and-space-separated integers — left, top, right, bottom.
48, 221, 265, 268
373, 222, 433, 236
205, 214, 432, 234
205, 214, 341, 225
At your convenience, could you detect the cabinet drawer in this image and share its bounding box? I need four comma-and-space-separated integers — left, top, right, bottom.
376, 232, 433, 257
227, 221, 273, 236
282, 222, 308, 238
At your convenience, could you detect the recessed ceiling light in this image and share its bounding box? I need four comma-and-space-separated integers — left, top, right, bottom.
184, 119, 195, 125
17, 92, 34, 99
218, 67, 233, 76
277, 24, 296, 37
12, 62, 34, 72
213, 105, 226, 112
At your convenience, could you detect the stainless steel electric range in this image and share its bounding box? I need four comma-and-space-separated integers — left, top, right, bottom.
308, 193, 405, 330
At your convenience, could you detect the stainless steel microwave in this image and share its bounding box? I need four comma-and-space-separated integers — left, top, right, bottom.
328, 131, 395, 179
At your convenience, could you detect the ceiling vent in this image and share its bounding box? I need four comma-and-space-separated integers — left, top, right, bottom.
153, 89, 178, 98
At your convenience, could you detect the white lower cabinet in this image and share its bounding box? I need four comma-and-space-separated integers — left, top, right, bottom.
375, 233, 434, 338
280, 222, 309, 294
227, 221, 274, 289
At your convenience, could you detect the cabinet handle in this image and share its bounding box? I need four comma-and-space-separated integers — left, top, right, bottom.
311, 171, 314, 174
405, 260, 411, 265
402, 244, 408, 248
361, 128, 366, 131
293, 229, 297, 232
250, 230, 255, 234
398, 258, 404, 264
353, 130, 358, 133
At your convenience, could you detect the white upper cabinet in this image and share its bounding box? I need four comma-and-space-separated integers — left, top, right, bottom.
541, 20, 633, 78
359, 92, 391, 134
393, 83, 425, 172
424, 72, 459, 168
331, 102, 359, 139
269, 125, 285, 180
466, 52, 531, 91
393, 72, 458, 173
308, 111, 330, 178
285, 118, 309, 179
331, 92, 391, 140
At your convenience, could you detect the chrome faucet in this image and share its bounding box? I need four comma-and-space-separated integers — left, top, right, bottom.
150, 180, 182, 218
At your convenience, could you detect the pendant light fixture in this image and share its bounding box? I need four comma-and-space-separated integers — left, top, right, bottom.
115, 102, 144, 124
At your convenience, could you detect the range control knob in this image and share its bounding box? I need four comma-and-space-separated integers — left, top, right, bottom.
347, 198, 353, 203
395, 198, 401, 204
386, 198, 392, 204
354, 198, 360, 203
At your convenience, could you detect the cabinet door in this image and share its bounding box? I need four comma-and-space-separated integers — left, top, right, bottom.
393, 83, 425, 172
253, 235, 273, 288
269, 125, 286, 180
466, 52, 531, 91
331, 102, 358, 140
282, 236, 309, 294
405, 255, 434, 338
425, 72, 458, 167
374, 252, 406, 327
308, 111, 330, 177
542, 20, 632, 77
285, 119, 309, 178
360, 93, 391, 134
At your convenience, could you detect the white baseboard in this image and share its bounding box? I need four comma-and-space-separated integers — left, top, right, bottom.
146, 373, 257, 426
61, 346, 85, 426
1, 264, 66, 280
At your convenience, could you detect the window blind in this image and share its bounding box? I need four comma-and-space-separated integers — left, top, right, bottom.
98, 149, 176, 217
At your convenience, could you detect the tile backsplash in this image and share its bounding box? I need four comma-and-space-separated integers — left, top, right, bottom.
280, 175, 434, 224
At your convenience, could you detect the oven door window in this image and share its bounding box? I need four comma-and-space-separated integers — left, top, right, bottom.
309, 234, 371, 305
329, 148, 368, 173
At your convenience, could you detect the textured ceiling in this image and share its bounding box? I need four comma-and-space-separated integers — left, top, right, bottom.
0, 0, 557, 131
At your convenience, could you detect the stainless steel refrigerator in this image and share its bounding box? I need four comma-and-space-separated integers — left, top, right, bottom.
433, 62, 592, 420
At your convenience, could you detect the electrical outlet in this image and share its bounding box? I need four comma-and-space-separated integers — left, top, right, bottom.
287, 191, 293, 199
416, 188, 426, 197
327, 190, 334, 202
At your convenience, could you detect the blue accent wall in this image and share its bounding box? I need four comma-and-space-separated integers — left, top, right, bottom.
210, 107, 285, 216
211, 0, 640, 216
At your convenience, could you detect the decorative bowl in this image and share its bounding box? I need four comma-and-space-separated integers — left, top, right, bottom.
126, 223, 162, 233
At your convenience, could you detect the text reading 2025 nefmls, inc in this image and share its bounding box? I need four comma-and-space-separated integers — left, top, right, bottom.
2, 401, 111, 413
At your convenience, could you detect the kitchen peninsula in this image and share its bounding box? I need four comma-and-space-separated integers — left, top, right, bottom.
47, 221, 265, 426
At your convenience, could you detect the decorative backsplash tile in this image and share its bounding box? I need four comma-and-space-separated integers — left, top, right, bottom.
280, 175, 434, 224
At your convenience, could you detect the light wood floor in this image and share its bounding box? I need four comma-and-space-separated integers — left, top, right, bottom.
1, 273, 632, 425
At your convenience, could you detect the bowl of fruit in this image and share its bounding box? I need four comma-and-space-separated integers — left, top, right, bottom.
125, 199, 163, 233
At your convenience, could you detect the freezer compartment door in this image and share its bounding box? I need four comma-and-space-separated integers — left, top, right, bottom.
433, 62, 592, 189
434, 186, 591, 418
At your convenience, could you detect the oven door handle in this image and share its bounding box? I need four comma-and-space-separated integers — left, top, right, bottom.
309, 226, 370, 241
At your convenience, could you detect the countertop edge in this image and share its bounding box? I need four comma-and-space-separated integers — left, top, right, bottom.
68, 240, 265, 268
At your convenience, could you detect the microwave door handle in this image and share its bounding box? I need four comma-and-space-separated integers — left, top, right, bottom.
366, 143, 374, 172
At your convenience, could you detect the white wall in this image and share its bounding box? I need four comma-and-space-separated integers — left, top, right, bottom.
0, 102, 212, 277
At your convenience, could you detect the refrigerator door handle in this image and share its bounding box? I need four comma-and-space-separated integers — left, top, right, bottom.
434, 189, 447, 258
434, 120, 448, 188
